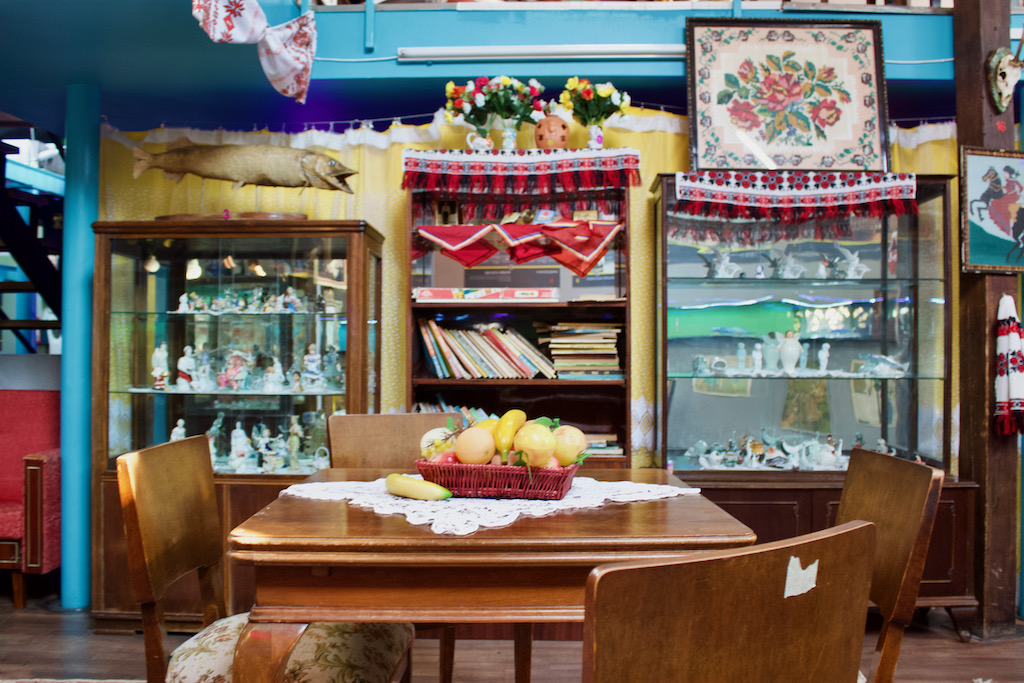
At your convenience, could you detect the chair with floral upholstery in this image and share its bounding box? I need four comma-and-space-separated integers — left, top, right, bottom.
116, 435, 414, 683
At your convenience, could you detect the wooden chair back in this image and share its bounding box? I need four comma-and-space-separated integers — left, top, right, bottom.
836, 447, 944, 683
116, 436, 225, 682
582, 521, 876, 683
327, 412, 462, 468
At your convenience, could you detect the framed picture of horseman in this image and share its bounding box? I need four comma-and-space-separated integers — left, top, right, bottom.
960, 146, 1024, 273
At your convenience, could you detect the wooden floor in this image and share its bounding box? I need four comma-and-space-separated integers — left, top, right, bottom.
1, 574, 1023, 682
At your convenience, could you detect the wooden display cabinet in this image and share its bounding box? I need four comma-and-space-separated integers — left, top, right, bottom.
90, 217, 383, 629
653, 173, 977, 630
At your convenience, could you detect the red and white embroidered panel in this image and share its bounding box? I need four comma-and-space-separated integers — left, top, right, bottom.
672, 170, 917, 224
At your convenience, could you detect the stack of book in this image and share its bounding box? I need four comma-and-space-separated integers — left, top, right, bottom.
417, 318, 556, 379
585, 433, 625, 460
539, 322, 624, 380
414, 398, 495, 426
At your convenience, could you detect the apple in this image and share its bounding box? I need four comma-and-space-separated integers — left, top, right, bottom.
552, 424, 588, 466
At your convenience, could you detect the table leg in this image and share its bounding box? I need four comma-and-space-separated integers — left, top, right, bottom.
513, 622, 533, 683
234, 621, 308, 683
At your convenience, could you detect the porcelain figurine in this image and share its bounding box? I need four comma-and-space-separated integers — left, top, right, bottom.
779, 331, 802, 373
762, 333, 780, 372
151, 341, 169, 390
170, 418, 186, 442
712, 248, 743, 279
779, 253, 806, 279
751, 343, 763, 373
835, 241, 870, 279
176, 345, 197, 390
231, 421, 251, 459
287, 415, 304, 470
799, 343, 809, 370
301, 343, 324, 387
736, 342, 747, 370
263, 357, 285, 391
817, 343, 831, 373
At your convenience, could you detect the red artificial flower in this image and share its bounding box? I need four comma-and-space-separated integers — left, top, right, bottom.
581, 87, 594, 100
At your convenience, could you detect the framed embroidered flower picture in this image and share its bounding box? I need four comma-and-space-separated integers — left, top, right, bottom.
686, 19, 889, 173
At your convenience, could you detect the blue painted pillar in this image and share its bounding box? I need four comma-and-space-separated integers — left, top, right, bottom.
61, 84, 98, 610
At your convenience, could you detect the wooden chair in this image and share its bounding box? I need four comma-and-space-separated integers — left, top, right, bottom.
327, 412, 533, 683
117, 435, 414, 683
836, 447, 945, 683
582, 521, 877, 683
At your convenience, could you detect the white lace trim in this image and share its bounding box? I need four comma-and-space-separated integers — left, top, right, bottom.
281, 476, 700, 536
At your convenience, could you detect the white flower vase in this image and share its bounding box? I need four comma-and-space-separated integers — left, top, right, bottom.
779, 335, 802, 373
467, 131, 494, 153
587, 124, 604, 150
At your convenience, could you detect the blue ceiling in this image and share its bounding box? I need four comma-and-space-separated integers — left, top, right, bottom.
0, 2, 962, 139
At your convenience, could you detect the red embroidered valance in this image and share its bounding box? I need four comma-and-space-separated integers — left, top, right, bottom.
672, 171, 917, 225
414, 220, 623, 277
402, 148, 642, 197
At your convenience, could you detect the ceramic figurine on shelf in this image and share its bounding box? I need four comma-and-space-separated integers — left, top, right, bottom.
736, 342, 747, 370
711, 247, 743, 279
779, 253, 806, 279
151, 341, 169, 390
799, 343, 809, 370
176, 292, 190, 313
817, 342, 831, 374
779, 331, 802, 373
170, 418, 186, 442
754, 264, 766, 279
176, 345, 197, 390
322, 346, 341, 385
219, 351, 250, 390
835, 241, 870, 279
282, 286, 300, 312
815, 258, 829, 279
301, 343, 324, 387
231, 421, 251, 459
206, 412, 225, 461
263, 357, 285, 391
291, 369, 304, 393
287, 415, 304, 470
762, 333, 780, 372
751, 343, 763, 373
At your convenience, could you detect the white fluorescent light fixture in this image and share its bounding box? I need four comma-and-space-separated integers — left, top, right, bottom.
397, 43, 686, 63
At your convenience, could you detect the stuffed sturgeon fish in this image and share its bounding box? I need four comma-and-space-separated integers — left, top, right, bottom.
132, 138, 356, 193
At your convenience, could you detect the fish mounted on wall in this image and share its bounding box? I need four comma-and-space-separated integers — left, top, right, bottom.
132, 138, 356, 193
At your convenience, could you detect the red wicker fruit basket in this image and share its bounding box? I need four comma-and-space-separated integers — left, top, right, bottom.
415, 459, 579, 500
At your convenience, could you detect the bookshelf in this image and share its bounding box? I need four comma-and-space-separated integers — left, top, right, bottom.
402, 149, 640, 468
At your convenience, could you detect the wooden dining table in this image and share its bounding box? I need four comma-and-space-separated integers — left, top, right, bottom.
227, 467, 756, 683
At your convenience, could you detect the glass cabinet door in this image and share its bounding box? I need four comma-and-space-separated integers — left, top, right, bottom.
654, 174, 951, 473
95, 220, 383, 475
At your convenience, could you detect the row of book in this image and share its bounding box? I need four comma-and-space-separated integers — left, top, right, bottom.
537, 321, 624, 380
417, 319, 557, 380
413, 398, 496, 426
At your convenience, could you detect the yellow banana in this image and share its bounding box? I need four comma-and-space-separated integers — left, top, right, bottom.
494, 409, 527, 455
385, 473, 452, 500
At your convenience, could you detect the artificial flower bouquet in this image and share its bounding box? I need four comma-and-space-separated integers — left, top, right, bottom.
444, 76, 546, 137
558, 77, 631, 127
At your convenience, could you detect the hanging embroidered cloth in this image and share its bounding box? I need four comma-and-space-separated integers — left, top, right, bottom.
414, 220, 623, 277
192, 0, 316, 104
994, 294, 1024, 435
402, 149, 642, 197
672, 171, 917, 225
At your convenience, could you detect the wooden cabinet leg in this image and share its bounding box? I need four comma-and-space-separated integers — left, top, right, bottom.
946, 606, 977, 643
438, 625, 456, 683
513, 623, 533, 683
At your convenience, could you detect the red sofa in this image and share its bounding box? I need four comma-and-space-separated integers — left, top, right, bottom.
0, 390, 60, 608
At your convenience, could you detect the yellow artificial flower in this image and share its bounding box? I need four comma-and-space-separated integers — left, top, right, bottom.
565, 76, 579, 91
445, 81, 455, 98
444, 110, 454, 123
500, 75, 512, 87
596, 84, 614, 99
559, 90, 571, 105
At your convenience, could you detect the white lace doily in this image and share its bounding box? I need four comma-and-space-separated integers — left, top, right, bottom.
281, 476, 701, 536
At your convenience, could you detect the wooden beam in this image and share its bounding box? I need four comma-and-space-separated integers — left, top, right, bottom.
953, 0, 1020, 639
